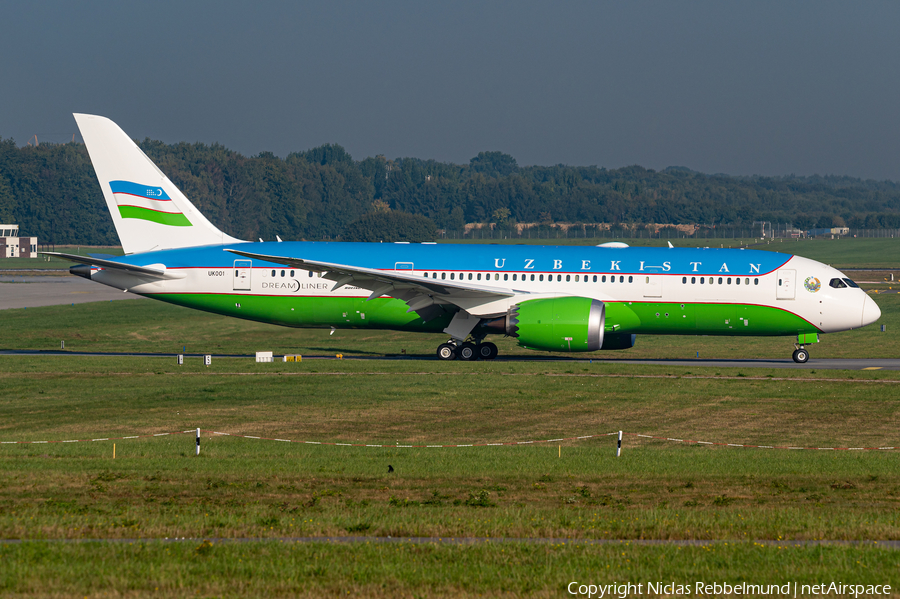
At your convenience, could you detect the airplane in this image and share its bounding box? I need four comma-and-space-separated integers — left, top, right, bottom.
44, 114, 882, 364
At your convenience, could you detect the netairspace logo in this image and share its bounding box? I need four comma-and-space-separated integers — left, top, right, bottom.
566, 581, 892, 598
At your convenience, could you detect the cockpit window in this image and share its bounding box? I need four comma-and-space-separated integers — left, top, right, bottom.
842, 278, 859, 288
829, 278, 847, 289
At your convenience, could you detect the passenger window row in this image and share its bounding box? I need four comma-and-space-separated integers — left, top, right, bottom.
421, 272, 635, 283
264, 269, 319, 278
681, 276, 758, 286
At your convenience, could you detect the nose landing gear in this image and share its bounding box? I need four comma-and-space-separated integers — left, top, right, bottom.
792, 345, 809, 364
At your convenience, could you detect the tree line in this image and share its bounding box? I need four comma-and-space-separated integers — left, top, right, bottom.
1, 138, 900, 246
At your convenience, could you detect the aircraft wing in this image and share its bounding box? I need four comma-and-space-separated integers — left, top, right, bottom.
41, 252, 184, 279
225, 248, 517, 318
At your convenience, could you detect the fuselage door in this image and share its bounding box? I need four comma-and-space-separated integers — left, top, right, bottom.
643, 275, 662, 298
776, 269, 796, 300
233, 260, 252, 291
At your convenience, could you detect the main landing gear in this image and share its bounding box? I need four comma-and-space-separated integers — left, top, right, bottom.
436, 340, 498, 361
792, 345, 809, 364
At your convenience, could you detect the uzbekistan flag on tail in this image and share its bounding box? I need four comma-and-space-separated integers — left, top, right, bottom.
109, 180, 191, 227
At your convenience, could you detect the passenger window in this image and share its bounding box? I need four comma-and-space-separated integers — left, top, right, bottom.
441, 273, 446, 280
602, 275, 607, 283
290, 270, 295, 277
309, 271, 314, 277
468, 273, 472, 280
735, 278, 740, 285
575, 275, 579, 282
513, 274, 517, 281
424, 272, 429, 278
727, 277, 731, 284
557, 275, 562, 282
566, 275, 571, 282
531, 274, 535, 281
281, 270, 285, 277
718, 277, 722, 284
691, 277, 696, 284
745, 278, 749, 285
504, 274, 508, 281
682, 277, 686, 284
495, 274, 499, 281
433, 273, 437, 279
830, 278, 847, 288
700, 277, 705, 284
593, 275, 597, 282
754, 279, 758, 285
610, 276, 615, 283
539, 274, 544, 281
477, 273, 481, 281
628, 276, 632, 283
271, 270, 276, 277
451, 273, 456, 280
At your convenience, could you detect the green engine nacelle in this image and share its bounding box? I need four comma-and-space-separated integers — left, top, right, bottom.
500, 296, 605, 352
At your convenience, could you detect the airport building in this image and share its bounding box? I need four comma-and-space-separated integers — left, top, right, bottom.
0, 225, 38, 258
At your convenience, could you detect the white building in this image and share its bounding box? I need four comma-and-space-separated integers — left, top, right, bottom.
0, 225, 38, 258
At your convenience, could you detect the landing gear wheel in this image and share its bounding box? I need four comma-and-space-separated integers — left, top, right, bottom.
437, 343, 457, 361
458, 342, 477, 361
477, 342, 499, 360
792, 348, 809, 364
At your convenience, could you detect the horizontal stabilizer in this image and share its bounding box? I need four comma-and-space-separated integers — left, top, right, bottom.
41, 252, 184, 279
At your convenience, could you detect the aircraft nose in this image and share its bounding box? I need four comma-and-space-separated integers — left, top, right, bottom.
861, 294, 881, 327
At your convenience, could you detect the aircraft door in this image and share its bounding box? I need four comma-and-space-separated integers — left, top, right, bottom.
776, 269, 795, 300
233, 260, 252, 291
643, 275, 662, 298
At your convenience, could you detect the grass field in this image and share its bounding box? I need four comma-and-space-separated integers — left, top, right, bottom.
1, 256, 899, 596
1, 354, 899, 595
2, 356, 900, 594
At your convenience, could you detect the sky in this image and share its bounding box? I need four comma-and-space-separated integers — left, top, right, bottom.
2, 1, 900, 180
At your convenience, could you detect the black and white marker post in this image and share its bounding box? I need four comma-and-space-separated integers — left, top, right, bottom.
196, 428, 200, 456
616, 431, 622, 457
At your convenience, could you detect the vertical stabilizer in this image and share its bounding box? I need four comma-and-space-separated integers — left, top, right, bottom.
74, 113, 244, 254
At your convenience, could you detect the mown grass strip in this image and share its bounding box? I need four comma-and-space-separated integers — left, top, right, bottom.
0, 540, 896, 597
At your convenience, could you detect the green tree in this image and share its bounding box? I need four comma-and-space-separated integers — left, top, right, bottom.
469, 151, 518, 177
343, 211, 437, 242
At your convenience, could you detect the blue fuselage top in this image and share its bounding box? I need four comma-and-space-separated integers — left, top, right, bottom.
113, 242, 793, 277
